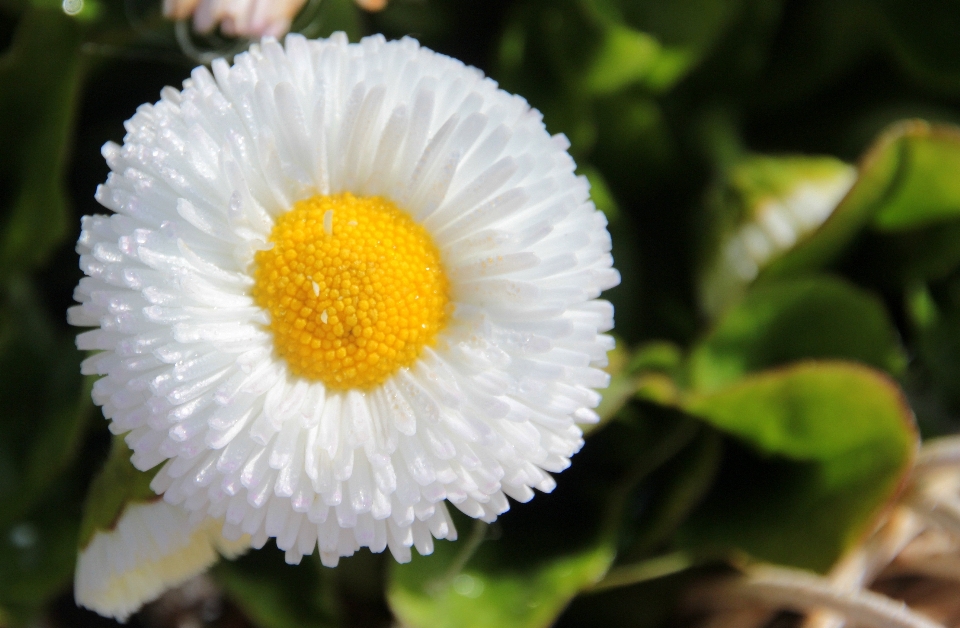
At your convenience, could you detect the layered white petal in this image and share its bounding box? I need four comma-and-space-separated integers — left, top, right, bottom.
74, 500, 247, 621
71, 33, 618, 568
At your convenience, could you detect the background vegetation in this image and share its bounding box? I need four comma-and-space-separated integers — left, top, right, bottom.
2, 0, 960, 626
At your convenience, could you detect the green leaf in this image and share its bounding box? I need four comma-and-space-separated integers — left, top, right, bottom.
753, 122, 960, 290
0, 278, 91, 528
494, 0, 696, 160
214, 549, 337, 628
865, 219, 960, 285
626, 342, 685, 408
77, 436, 159, 550
690, 275, 906, 391
597, 0, 745, 91
388, 526, 614, 628
0, 7, 84, 280
871, 124, 960, 230
677, 361, 917, 572
581, 23, 694, 96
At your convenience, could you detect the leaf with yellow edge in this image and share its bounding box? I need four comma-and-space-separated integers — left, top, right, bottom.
676, 361, 917, 572
388, 524, 614, 628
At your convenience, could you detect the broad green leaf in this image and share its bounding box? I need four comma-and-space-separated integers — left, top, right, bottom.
723, 155, 854, 217
77, 437, 159, 550
677, 361, 917, 572
0, 8, 84, 279
871, 124, 960, 230
214, 548, 337, 628
389, 535, 614, 628
757, 122, 960, 289
0, 278, 91, 528
865, 219, 960, 286
690, 275, 906, 391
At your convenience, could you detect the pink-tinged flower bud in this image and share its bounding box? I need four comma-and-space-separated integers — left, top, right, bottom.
163, 0, 308, 38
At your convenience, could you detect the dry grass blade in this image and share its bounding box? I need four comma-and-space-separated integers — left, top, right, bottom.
691, 436, 960, 628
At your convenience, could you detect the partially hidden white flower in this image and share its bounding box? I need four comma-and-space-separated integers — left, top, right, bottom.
75, 499, 247, 621
164, 0, 307, 38
69, 31, 619, 582
700, 159, 856, 317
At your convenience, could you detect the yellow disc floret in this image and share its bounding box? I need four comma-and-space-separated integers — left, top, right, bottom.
252, 192, 449, 390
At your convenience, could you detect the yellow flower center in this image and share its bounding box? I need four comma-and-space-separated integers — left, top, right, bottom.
252, 192, 449, 390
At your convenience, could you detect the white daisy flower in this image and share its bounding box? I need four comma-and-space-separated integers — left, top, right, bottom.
75, 499, 247, 621
69, 33, 619, 570
699, 159, 856, 317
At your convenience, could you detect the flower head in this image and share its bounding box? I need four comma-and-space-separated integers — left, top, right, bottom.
163, 0, 307, 38
70, 33, 619, 570
75, 500, 247, 621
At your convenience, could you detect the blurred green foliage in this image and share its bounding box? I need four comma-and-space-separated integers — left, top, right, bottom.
3, 0, 960, 626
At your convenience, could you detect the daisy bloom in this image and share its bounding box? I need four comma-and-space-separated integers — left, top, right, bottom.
75, 499, 248, 621
69, 31, 619, 581
163, 0, 308, 38
355, 0, 390, 12
699, 157, 855, 316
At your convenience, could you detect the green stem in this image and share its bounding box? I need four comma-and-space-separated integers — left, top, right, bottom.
426, 519, 488, 595
586, 552, 693, 593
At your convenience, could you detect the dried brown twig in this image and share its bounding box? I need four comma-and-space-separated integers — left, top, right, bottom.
693, 436, 960, 628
